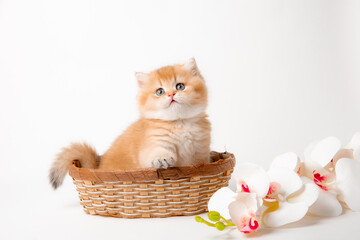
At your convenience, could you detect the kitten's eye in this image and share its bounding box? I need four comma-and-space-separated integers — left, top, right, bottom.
176, 83, 185, 91
156, 88, 165, 96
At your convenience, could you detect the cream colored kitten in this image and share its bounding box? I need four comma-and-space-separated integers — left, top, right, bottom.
50, 58, 211, 189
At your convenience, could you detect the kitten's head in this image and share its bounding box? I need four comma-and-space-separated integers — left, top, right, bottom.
136, 58, 208, 121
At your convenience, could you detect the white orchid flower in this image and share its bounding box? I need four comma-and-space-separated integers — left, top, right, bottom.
264, 153, 318, 227
228, 192, 262, 233
301, 134, 360, 216
208, 163, 269, 233
235, 160, 317, 227
198, 132, 360, 236
335, 132, 360, 211
208, 157, 318, 231
301, 136, 343, 216
208, 187, 262, 234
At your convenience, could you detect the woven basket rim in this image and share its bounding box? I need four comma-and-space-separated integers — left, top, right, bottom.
68, 151, 235, 182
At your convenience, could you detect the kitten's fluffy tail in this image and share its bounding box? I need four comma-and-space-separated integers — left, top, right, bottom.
49, 143, 98, 189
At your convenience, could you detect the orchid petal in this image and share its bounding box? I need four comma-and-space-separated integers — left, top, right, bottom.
346, 132, 360, 150
345, 133, 360, 162
308, 189, 342, 217
263, 201, 308, 227
335, 158, 360, 211
304, 140, 318, 162
301, 159, 323, 179
233, 192, 259, 213
228, 175, 237, 192
267, 169, 302, 198
229, 193, 260, 233
269, 152, 300, 173
354, 146, 360, 162
208, 187, 235, 219
310, 136, 341, 167
303, 141, 324, 178
287, 178, 319, 207
236, 163, 270, 198
228, 200, 248, 228
332, 148, 354, 166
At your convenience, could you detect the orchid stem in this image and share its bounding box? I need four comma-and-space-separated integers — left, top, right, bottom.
220, 216, 235, 226
195, 214, 236, 231
195, 216, 216, 227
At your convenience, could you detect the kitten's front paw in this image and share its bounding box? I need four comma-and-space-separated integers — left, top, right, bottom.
152, 155, 175, 169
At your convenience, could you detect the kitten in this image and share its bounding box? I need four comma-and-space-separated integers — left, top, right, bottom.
49, 58, 211, 189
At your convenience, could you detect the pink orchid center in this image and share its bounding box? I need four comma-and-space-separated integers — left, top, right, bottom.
312, 170, 334, 191
313, 171, 326, 182
242, 184, 250, 193
238, 180, 250, 193
249, 217, 259, 230
265, 182, 281, 200
238, 216, 259, 234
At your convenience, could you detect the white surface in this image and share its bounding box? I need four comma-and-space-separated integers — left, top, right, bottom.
1, 0, 360, 239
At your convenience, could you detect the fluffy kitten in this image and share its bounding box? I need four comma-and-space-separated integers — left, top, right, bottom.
49, 58, 211, 189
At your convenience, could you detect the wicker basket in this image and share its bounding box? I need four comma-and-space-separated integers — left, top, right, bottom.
68, 151, 235, 218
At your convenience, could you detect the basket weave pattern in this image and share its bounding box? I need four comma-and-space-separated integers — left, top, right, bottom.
69, 152, 235, 218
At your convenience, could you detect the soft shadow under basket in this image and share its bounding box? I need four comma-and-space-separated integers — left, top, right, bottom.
68, 151, 235, 218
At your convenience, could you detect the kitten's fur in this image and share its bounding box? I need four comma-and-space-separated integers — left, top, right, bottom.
49, 58, 211, 189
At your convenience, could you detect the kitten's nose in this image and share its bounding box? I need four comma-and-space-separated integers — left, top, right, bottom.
168, 92, 176, 99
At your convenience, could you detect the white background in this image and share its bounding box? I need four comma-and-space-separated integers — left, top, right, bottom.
0, 0, 359, 239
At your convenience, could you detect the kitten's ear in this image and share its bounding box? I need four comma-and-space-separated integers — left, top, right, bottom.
135, 72, 148, 88
183, 57, 200, 75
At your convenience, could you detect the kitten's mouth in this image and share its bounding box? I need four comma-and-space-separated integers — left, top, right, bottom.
170, 99, 177, 104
